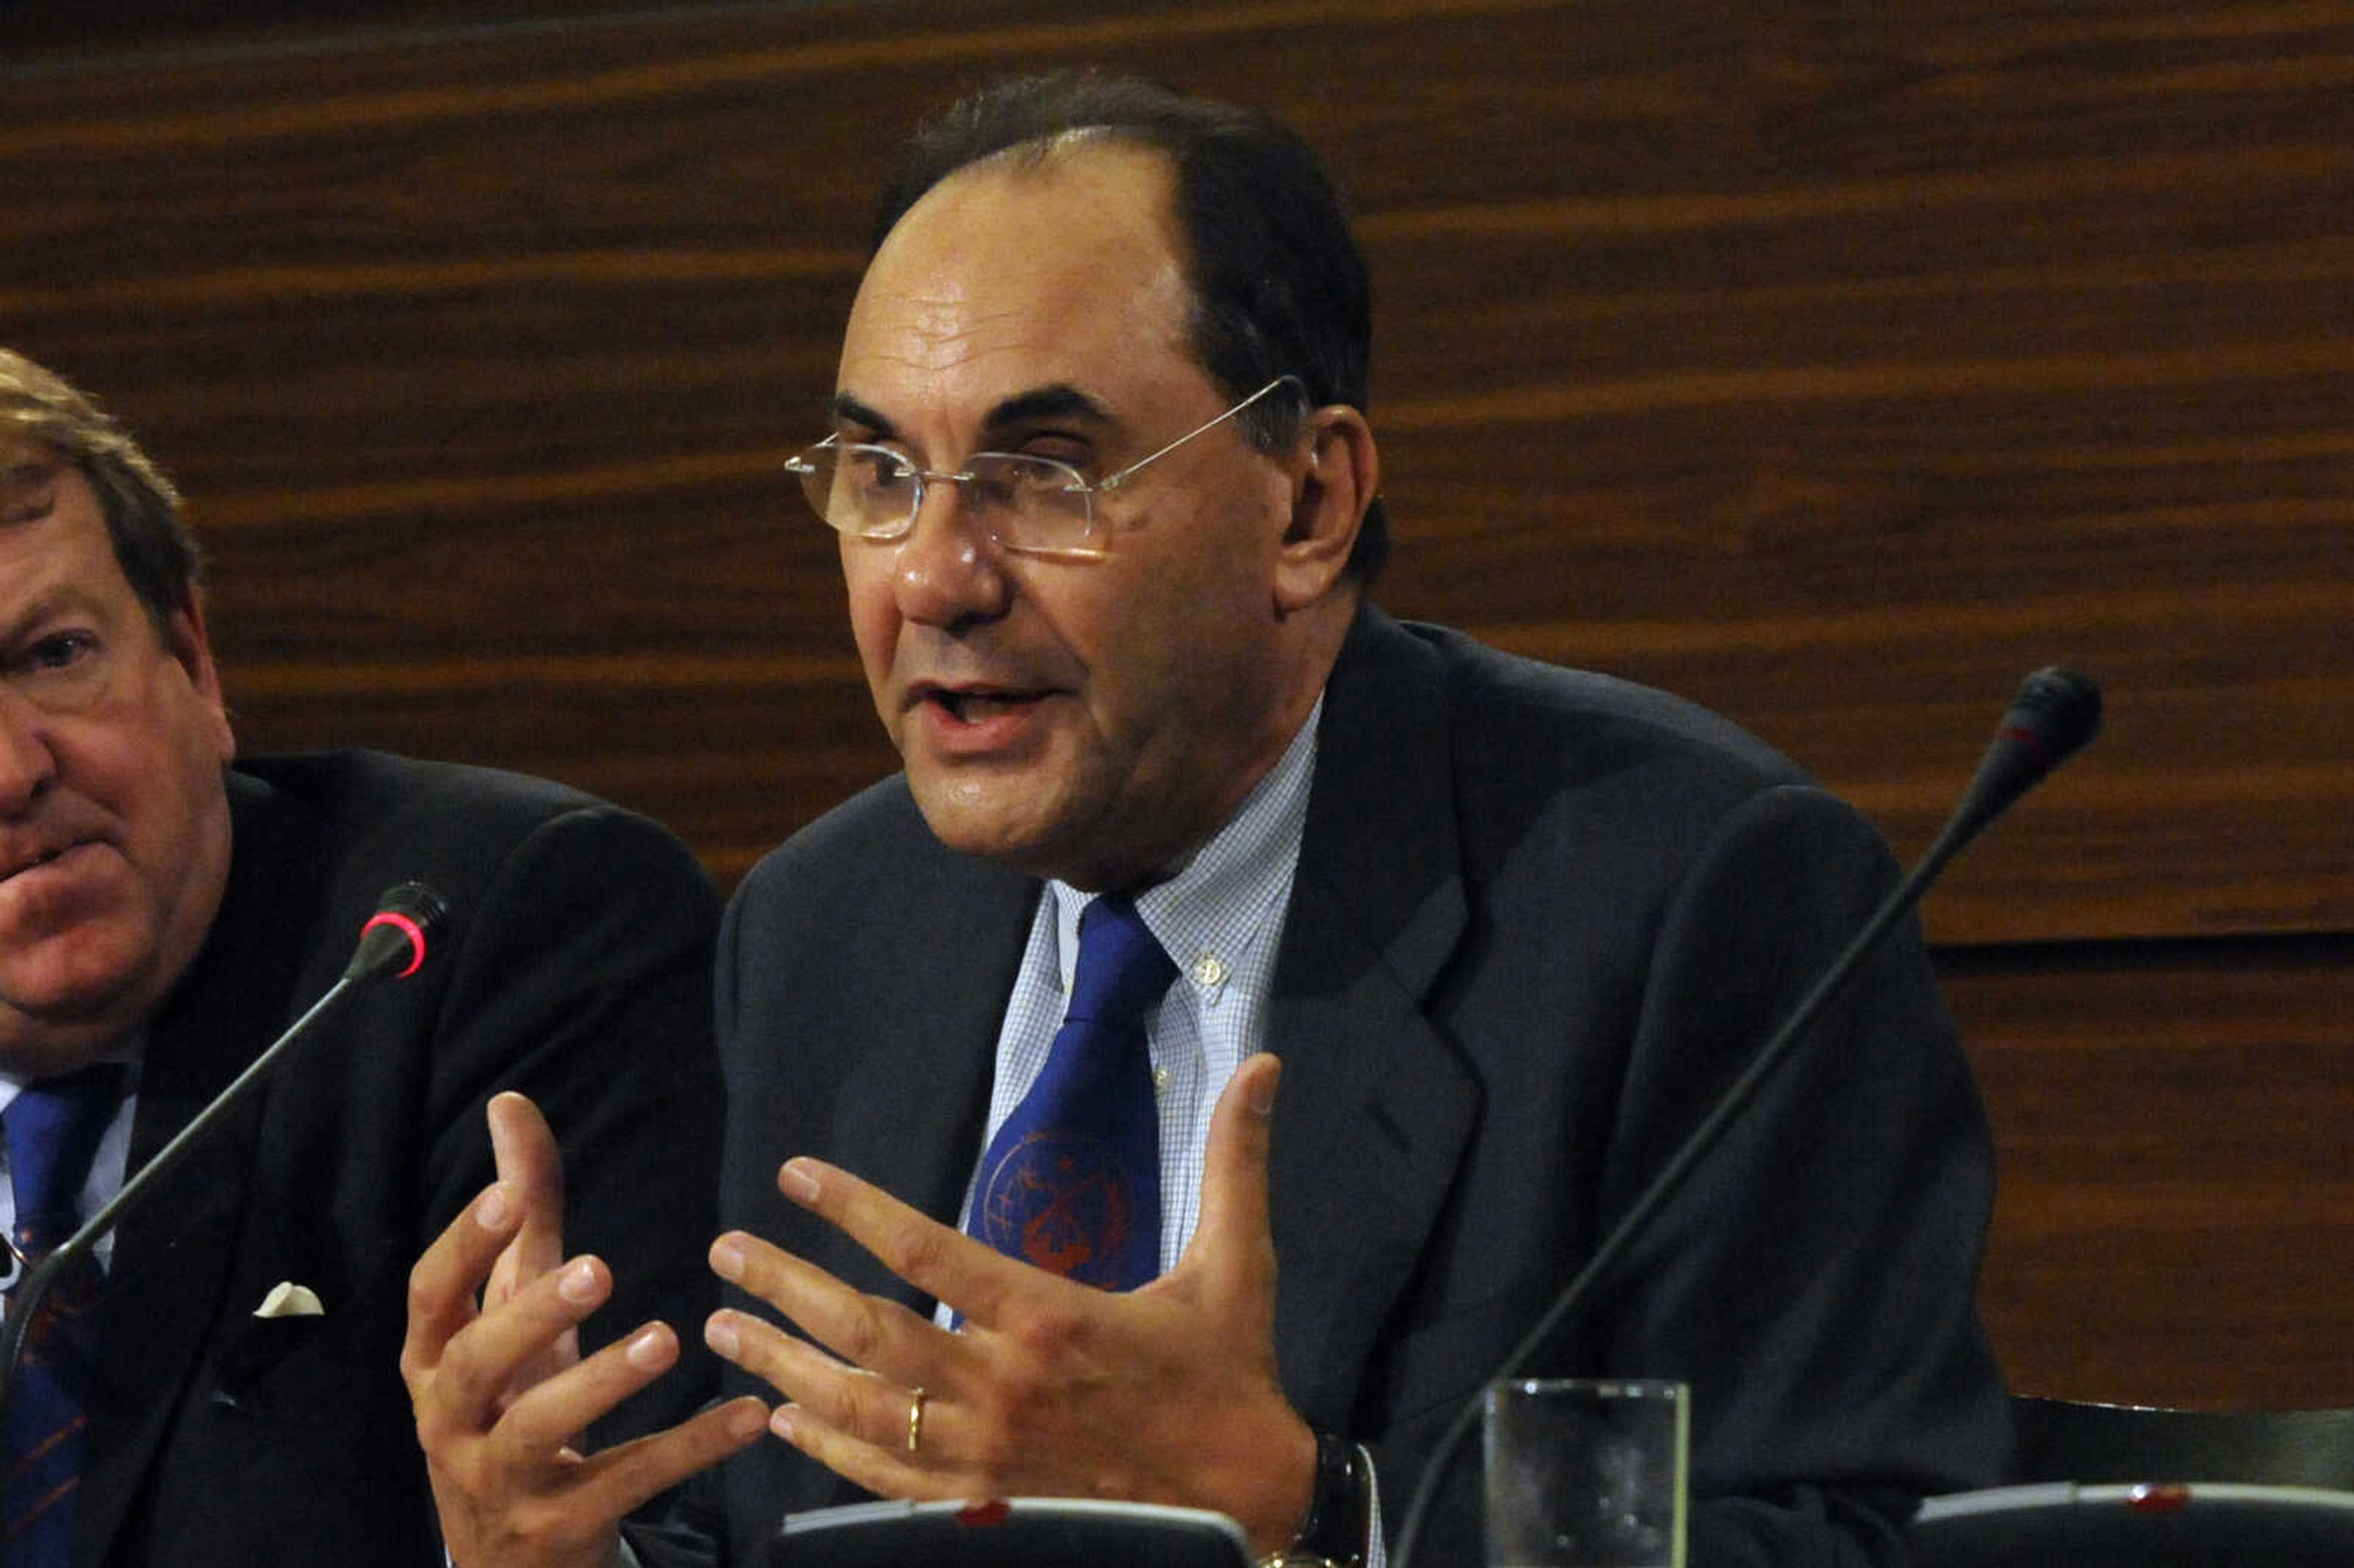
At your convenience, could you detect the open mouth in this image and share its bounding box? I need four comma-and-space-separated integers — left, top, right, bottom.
918, 673, 1068, 720
2, 843, 82, 883
928, 688, 1046, 723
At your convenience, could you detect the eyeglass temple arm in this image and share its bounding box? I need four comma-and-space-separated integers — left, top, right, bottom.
1099, 375, 1303, 493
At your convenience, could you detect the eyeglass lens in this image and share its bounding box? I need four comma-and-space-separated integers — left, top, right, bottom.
791, 447, 1095, 552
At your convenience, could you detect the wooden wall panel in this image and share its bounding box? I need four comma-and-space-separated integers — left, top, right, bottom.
3, 0, 2345, 937
1946, 935, 2354, 1406
3, 0, 2348, 1409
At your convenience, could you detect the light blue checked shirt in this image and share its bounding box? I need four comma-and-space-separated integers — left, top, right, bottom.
952, 699, 1319, 1273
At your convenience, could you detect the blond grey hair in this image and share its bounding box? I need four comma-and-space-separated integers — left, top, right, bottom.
1, 348, 200, 625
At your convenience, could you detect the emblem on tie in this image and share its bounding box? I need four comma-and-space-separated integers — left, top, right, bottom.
977, 1127, 1143, 1281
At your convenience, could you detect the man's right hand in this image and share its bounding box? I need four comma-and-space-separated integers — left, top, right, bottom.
403, 1092, 769, 1568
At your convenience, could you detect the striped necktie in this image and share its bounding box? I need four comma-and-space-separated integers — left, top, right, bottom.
4, 1065, 122, 1566
968, 895, 1176, 1290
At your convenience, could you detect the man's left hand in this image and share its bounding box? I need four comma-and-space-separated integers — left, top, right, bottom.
704, 1052, 1317, 1555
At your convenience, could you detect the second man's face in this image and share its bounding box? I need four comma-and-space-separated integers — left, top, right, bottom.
831, 144, 1316, 892
0, 449, 235, 1076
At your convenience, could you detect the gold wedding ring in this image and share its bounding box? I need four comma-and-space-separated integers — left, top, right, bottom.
907, 1386, 928, 1455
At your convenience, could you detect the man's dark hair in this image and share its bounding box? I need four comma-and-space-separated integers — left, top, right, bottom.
1, 347, 202, 628
875, 71, 1388, 582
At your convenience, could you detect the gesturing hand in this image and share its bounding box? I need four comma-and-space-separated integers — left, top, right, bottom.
403, 1092, 768, 1568
703, 1053, 1317, 1556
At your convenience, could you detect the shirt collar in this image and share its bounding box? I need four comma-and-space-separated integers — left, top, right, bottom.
0, 1037, 148, 1114
1047, 695, 1323, 990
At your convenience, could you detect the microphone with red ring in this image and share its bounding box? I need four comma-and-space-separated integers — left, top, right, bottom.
345, 880, 449, 981
1952, 665, 2105, 848
0, 883, 453, 1424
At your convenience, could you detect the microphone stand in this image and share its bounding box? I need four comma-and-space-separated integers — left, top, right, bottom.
0, 882, 449, 1427
1388, 669, 2101, 1568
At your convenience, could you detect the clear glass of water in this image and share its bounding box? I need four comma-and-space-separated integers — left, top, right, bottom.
1483, 1378, 1689, 1568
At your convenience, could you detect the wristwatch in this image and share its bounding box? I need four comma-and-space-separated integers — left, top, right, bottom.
1259, 1427, 1371, 1568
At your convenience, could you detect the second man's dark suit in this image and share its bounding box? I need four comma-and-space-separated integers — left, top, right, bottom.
75, 750, 723, 1568
696, 607, 2011, 1567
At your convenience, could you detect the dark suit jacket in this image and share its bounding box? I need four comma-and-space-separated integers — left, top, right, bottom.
693, 609, 2010, 1566
73, 750, 723, 1568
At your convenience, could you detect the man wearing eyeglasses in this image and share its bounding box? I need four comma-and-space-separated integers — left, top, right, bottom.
409, 72, 2009, 1568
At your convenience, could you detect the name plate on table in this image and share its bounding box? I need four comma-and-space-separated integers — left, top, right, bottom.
770, 1498, 1254, 1568
1909, 1480, 2354, 1567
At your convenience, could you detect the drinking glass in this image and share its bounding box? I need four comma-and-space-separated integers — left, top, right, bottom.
1482, 1378, 1689, 1568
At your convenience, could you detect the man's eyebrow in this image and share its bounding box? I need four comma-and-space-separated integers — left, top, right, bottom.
828, 394, 894, 440
0, 586, 91, 652
825, 385, 1115, 447
981, 384, 1112, 435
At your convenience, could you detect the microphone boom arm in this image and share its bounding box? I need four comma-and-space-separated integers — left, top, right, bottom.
0, 881, 449, 1428
1388, 669, 2100, 1567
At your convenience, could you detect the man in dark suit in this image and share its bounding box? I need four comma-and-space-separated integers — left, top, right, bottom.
0, 347, 723, 1566
408, 74, 2009, 1567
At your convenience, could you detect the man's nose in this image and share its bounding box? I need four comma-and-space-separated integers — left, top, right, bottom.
889, 478, 1013, 627
0, 688, 58, 815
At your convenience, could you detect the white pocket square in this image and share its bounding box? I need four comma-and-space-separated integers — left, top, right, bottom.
252, 1281, 325, 1319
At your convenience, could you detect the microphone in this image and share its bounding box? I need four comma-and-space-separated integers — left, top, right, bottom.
0, 883, 452, 1422
1389, 669, 2101, 1567
1954, 666, 2104, 837
344, 880, 451, 981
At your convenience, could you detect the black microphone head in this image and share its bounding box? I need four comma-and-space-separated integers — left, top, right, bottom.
1999, 666, 2104, 771
343, 881, 453, 981
1956, 665, 2103, 840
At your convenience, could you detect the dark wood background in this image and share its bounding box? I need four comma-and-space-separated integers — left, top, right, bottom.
4, 0, 2347, 1410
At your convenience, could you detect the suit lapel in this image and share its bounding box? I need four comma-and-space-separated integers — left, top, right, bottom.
77, 772, 324, 1568
755, 817, 1035, 1520
1267, 609, 1480, 1429
826, 827, 1035, 1309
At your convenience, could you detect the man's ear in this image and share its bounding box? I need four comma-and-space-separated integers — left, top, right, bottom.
162, 589, 237, 763
1274, 406, 1378, 614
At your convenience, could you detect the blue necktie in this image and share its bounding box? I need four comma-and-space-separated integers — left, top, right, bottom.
969, 895, 1175, 1291
4, 1065, 121, 1566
